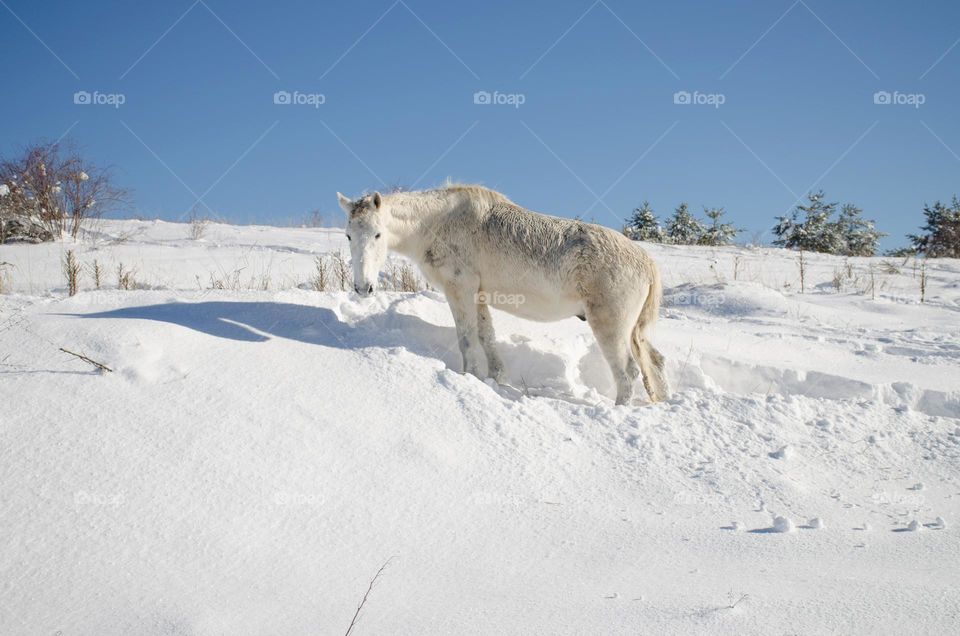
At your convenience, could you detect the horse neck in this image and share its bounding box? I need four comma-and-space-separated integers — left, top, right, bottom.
384, 192, 453, 257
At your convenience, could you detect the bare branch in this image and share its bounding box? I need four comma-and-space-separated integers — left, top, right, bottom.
59, 348, 113, 373
344, 557, 395, 636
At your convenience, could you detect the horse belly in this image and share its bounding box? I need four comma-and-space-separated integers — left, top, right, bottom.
491, 294, 583, 321
480, 274, 582, 322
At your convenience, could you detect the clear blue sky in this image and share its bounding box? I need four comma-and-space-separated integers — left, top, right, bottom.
3, 0, 958, 248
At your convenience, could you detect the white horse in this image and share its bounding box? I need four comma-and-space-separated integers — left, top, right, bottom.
336, 185, 669, 405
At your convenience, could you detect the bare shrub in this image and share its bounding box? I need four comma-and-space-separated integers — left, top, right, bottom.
831, 267, 844, 293
310, 255, 330, 291
383, 260, 424, 292
384, 261, 400, 291
382, 261, 422, 292
188, 209, 211, 240
207, 268, 242, 290
62, 250, 81, 296
332, 251, 350, 291
117, 263, 136, 290
0, 141, 129, 242
384, 262, 399, 291
87, 259, 103, 289
397, 261, 421, 292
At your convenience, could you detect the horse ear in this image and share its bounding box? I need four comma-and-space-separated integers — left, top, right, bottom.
336, 192, 352, 214
372, 191, 382, 210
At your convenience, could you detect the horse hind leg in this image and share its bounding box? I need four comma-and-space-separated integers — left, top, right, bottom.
586, 310, 640, 406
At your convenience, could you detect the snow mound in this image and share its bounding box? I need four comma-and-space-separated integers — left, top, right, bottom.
772, 516, 795, 533
1, 221, 959, 634
664, 281, 793, 319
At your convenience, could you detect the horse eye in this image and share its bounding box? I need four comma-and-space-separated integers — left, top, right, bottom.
346, 235, 351, 241
375, 233, 382, 239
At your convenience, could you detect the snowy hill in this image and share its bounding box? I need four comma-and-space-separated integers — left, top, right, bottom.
2, 220, 959, 635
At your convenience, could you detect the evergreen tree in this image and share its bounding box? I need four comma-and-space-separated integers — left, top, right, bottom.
666, 202, 704, 245
771, 214, 798, 248
772, 190, 842, 253
832, 203, 884, 256
698, 207, 739, 246
623, 201, 666, 242
799, 191, 841, 253
909, 197, 960, 258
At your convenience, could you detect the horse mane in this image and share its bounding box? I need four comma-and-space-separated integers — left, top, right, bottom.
377, 182, 514, 218
435, 182, 510, 202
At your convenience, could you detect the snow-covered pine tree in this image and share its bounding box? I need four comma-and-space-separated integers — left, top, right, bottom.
772, 191, 842, 253
623, 201, 665, 242
771, 214, 799, 248
909, 196, 960, 258
832, 203, 885, 256
698, 207, 738, 246
800, 191, 842, 253
666, 203, 704, 245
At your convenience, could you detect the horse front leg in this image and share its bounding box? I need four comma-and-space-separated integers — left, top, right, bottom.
477, 302, 505, 383
442, 276, 487, 379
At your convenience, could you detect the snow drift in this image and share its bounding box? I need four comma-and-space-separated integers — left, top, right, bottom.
1, 220, 958, 635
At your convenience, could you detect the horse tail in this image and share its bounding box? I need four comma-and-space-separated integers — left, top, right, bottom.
637, 259, 661, 335
630, 260, 669, 402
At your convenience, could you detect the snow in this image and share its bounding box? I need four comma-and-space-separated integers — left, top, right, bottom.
1, 219, 959, 634
0, 184, 9, 197
772, 516, 795, 533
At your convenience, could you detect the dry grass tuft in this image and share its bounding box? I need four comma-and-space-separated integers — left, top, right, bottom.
62, 250, 81, 296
